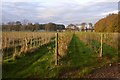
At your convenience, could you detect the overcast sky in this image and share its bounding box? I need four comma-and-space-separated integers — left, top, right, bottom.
1, 0, 119, 25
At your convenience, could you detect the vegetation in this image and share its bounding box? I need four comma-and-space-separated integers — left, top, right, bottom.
94, 12, 119, 32
2, 32, 55, 61
58, 33, 118, 78
2, 11, 119, 79
2, 32, 118, 78
2, 22, 65, 31
3, 41, 56, 78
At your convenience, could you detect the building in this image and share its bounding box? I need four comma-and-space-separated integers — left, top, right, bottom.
66, 24, 79, 31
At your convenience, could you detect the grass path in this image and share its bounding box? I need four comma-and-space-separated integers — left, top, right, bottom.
59, 34, 98, 77
67, 34, 95, 67
59, 34, 118, 78
2, 33, 118, 78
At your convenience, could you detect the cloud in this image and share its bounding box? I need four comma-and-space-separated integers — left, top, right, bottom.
2, 1, 118, 25
3, 0, 120, 2
100, 10, 118, 16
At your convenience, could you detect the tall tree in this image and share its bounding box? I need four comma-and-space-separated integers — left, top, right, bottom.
45, 23, 57, 31
34, 23, 40, 31
15, 21, 22, 31
81, 23, 86, 31
88, 23, 94, 32
88, 23, 92, 29
94, 13, 119, 32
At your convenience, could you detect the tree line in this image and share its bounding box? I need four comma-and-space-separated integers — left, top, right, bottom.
2, 22, 65, 31
94, 12, 120, 32
2, 12, 119, 32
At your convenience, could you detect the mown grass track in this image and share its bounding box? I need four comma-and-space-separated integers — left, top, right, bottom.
65, 34, 95, 66
59, 34, 118, 78
59, 34, 97, 77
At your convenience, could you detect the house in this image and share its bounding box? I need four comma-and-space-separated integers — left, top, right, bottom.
76, 23, 94, 32
66, 24, 79, 31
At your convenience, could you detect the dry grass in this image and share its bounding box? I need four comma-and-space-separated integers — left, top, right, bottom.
57, 32, 73, 59
2, 31, 55, 58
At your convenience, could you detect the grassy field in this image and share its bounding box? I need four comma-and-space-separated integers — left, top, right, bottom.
3, 41, 57, 78
2, 32, 118, 78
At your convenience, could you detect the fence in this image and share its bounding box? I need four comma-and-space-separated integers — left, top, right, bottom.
2, 32, 55, 59
55, 32, 73, 65
2, 32, 119, 65
76, 32, 119, 58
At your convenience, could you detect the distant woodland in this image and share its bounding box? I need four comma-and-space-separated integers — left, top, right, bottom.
2, 22, 65, 31
2, 12, 120, 32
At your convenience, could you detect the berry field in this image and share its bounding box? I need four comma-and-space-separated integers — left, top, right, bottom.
2, 32, 119, 78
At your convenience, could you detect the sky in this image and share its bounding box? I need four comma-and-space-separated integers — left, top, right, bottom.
1, 0, 119, 26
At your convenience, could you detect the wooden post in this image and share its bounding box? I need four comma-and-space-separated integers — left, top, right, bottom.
38, 37, 40, 47
100, 33, 103, 58
34, 38, 36, 47
27, 38, 30, 50
36, 37, 39, 47
5, 37, 7, 48
39, 37, 41, 46
20, 39, 24, 53
55, 33, 58, 65
13, 40, 17, 59
18, 39, 21, 56
25, 37, 28, 52
14, 42, 17, 54
6, 38, 9, 57
30, 38, 32, 49
30, 36, 33, 49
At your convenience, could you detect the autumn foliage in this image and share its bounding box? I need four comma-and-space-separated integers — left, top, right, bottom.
94, 12, 119, 32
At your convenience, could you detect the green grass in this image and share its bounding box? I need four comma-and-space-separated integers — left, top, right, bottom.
2, 33, 118, 78
58, 34, 97, 77
3, 41, 58, 78
66, 34, 95, 67
58, 34, 118, 77
90, 39, 118, 62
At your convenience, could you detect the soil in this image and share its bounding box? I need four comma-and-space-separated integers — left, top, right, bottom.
83, 63, 120, 79
59, 63, 120, 79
